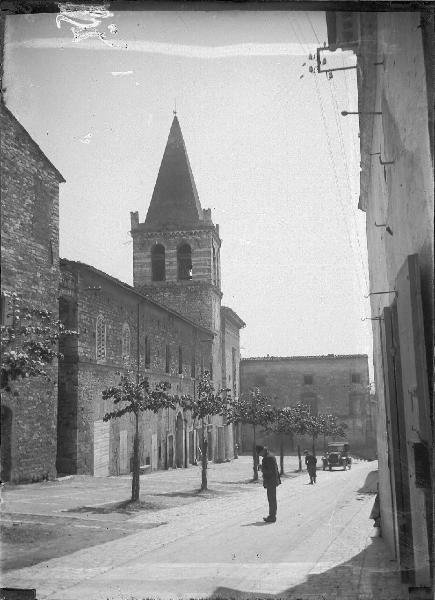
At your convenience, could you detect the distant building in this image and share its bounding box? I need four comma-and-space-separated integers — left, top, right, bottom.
240, 354, 375, 457
1, 102, 65, 483
326, 10, 433, 594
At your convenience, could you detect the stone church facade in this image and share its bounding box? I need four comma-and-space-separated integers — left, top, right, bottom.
57, 260, 215, 476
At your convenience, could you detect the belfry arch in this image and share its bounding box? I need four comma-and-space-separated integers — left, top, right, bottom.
177, 243, 192, 280
151, 243, 165, 281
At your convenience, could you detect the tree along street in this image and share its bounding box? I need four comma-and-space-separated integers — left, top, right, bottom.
2, 459, 407, 600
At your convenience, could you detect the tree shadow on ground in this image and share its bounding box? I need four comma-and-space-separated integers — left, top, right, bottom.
216, 479, 259, 485
149, 489, 229, 498
209, 536, 407, 600
358, 470, 378, 494
66, 499, 163, 514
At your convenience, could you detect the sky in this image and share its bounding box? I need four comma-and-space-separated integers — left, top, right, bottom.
4, 8, 372, 371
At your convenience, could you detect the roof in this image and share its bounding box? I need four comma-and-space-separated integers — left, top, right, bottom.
60, 258, 214, 338
242, 354, 368, 362
144, 115, 204, 230
1, 102, 65, 183
221, 306, 246, 329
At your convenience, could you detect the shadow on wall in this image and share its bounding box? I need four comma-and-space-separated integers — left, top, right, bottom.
210, 536, 407, 600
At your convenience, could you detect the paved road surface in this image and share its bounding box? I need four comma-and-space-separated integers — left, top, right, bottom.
2, 460, 407, 600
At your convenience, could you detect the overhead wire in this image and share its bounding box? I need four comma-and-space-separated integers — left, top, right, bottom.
312, 70, 367, 297
303, 14, 369, 295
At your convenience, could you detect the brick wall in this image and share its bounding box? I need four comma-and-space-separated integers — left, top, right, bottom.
1, 103, 63, 483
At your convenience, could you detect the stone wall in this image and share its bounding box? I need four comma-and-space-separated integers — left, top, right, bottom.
1, 103, 64, 483
58, 260, 215, 475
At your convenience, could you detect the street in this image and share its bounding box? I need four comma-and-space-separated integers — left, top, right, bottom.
1, 458, 407, 600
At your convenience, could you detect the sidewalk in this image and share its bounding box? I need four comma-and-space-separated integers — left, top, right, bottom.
2, 455, 299, 519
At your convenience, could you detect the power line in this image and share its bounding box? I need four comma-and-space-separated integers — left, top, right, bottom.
312, 71, 368, 298
305, 12, 321, 45
304, 13, 369, 294
328, 77, 369, 292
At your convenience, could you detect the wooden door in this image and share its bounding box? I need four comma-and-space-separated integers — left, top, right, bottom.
395, 254, 432, 587
381, 305, 414, 578
93, 420, 109, 477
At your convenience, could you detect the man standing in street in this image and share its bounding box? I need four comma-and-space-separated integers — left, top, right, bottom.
304, 450, 317, 484
256, 445, 281, 523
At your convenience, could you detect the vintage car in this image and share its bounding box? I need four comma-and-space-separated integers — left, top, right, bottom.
322, 442, 352, 471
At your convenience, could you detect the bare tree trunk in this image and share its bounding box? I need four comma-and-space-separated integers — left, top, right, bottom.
280, 435, 284, 475
201, 421, 208, 491
131, 411, 140, 502
252, 423, 258, 481
312, 435, 316, 457
297, 444, 302, 472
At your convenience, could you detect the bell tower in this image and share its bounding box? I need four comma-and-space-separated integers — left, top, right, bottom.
130, 114, 222, 339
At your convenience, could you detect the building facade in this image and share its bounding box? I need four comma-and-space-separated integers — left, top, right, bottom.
327, 11, 433, 595
58, 260, 214, 476
240, 354, 374, 457
1, 102, 65, 483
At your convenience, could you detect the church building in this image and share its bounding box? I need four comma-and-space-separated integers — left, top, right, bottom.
57, 114, 245, 476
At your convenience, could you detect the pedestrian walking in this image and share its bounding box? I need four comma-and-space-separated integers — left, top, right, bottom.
256, 445, 281, 523
304, 450, 317, 484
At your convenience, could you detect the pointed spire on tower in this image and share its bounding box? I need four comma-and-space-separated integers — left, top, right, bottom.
144, 114, 204, 229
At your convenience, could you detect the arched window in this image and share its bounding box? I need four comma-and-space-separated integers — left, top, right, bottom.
177, 243, 192, 280
121, 323, 130, 361
151, 244, 166, 281
96, 314, 106, 361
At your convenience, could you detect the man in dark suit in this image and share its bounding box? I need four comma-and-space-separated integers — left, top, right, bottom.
256, 445, 281, 523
